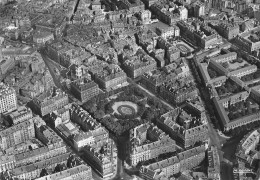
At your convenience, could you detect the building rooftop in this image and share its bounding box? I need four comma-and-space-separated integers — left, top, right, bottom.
208, 146, 220, 174
0, 82, 16, 97
36, 164, 92, 180
148, 155, 179, 171
33, 30, 53, 39
0, 118, 34, 137
8, 106, 32, 122
241, 129, 260, 152
95, 64, 126, 81
141, 145, 206, 177
211, 52, 237, 62
12, 152, 70, 176
130, 123, 175, 153
142, 70, 167, 86
34, 89, 68, 107
36, 14, 66, 29
178, 145, 205, 161
159, 107, 207, 136
71, 77, 98, 92
15, 146, 49, 161
38, 125, 64, 145
218, 22, 239, 30
124, 50, 156, 70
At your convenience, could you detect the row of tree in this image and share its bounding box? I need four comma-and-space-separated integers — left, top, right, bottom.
100, 116, 146, 136
216, 80, 241, 96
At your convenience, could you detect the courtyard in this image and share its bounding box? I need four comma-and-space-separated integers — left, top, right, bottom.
225, 98, 260, 121
225, 59, 250, 71
175, 40, 195, 53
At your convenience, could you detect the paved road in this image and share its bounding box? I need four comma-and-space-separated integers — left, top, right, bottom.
220, 133, 246, 180
189, 46, 251, 180
200, 87, 226, 148
40, 50, 63, 89
126, 77, 175, 110
187, 57, 225, 149
41, 50, 83, 105
137, 84, 175, 110
111, 158, 136, 180
41, 50, 136, 180
192, 75, 234, 180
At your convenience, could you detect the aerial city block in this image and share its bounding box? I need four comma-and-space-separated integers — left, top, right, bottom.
0, 0, 260, 179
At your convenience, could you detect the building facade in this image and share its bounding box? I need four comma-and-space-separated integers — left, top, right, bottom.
140, 145, 206, 179
70, 78, 100, 102
208, 146, 221, 180
32, 89, 69, 116
128, 123, 176, 166
217, 22, 240, 40
35, 164, 93, 180
0, 119, 35, 150
94, 66, 127, 90
6, 106, 33, 125
0, 83, 17, 114
123, 52, 157, 78
156, 108, 208, 148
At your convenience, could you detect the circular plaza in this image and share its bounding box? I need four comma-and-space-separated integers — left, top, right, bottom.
112, 101, 138, 116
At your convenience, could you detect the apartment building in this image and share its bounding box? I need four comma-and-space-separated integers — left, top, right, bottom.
0, 118, 35, 151
128, 123, 176, 166
156, 108, 208, 148
35, 164, 93, 180
140, 145, 206, 179
0, 82, 17, 113
70, 78, 100, 102
32, 89, 69, 116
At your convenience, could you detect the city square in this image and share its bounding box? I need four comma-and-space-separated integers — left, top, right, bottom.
1, 0, 260, 180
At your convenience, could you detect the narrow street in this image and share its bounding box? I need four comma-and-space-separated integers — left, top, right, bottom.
41, 50, 83, 105
40, 50, 63, 89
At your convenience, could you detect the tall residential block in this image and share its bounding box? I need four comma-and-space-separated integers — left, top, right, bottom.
0, 82, 17, 114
